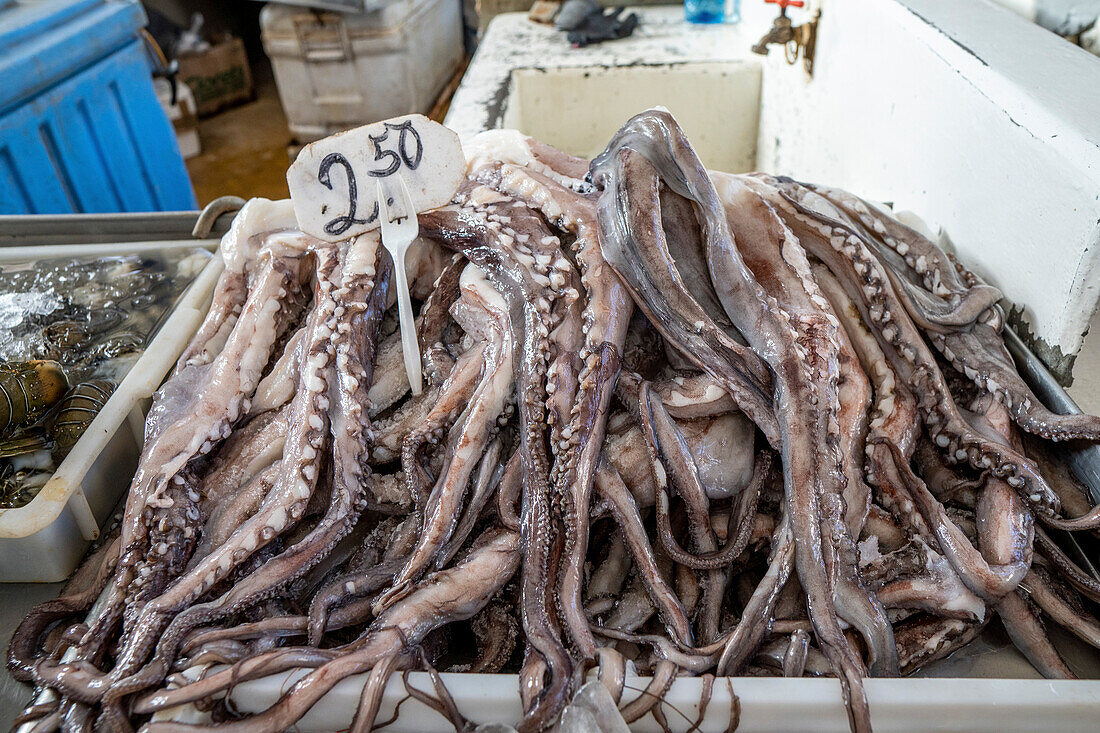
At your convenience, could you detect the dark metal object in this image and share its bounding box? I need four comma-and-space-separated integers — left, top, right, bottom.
752, 0, 819, 76
0, 208, 234, 248
1004, 327, 1100, 581
1005, 327, 1100, 505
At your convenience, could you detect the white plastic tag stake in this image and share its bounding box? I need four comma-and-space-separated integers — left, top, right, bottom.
287, 113, 464, 397
376, 176, 423, 396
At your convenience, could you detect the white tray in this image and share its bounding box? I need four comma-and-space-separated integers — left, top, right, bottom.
18, 248, 1099, 728
0, 241, 222, 582
157, 671, 1100, 732
144, 333, 1100, 731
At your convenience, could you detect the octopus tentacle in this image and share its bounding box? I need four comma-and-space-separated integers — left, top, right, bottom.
796, 181, 1000, 324
783, 629, 811, 677
100, 238, 391, 718
471, 160, 631, 660
811, 263, 926, 541
194, 406, 287, 516
594, 462, 694, 646
594, 112, 872, 730
306, 555, 408, 645
422, 198, 570, 731
399, 341, 487, 506
590, 144, 778, 445
437, 438, 504, 568
753, 176, 1072, 526
885, 442, 1029, 600
619, 659, 677, 723
1021, 567, 1100, 648
638, 380, 726, 642
379, 262, 515, 607
652, 450, 769, 571
248, 328, 304, 416
716, 515, 796, 675
70, 242, 310, 670
99, 247, 341, 688
713, 170, 896, 678
140, 528, 519, 731
932, 324, 1100, 442
585, 531, 630, 615
416, 253, 465, 359
8, 534, 120, 681
996, 590, 1075, 679
496, 451, 523, 532
1034, 528, 1100, 603
348, 651, 416, 733
175, 199, 299, 371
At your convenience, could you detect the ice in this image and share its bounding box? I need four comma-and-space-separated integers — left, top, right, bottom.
475, 725, 518, 733
0, 290, 62, 358
0, 290, 63, 328
557, 704, 600, 733
175, 248, 214, 280
570, 681, 631, 733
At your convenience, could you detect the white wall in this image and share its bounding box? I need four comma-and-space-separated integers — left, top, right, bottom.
756, 0, 1100, 385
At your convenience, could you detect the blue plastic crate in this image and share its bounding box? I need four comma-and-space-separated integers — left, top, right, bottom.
0, 0, 197, 214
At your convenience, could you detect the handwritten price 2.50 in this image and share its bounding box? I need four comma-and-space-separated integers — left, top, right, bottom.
288, 113, 464, 243
317, 120, 424, 237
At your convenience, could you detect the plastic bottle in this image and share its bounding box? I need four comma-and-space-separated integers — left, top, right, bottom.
685, 0, 724, 24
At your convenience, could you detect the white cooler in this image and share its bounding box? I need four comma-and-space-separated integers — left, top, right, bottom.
260, 0, 464, 142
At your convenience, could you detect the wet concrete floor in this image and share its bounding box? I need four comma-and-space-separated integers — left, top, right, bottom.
185, 74, 293, 207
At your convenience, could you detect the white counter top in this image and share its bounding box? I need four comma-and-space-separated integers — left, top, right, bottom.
444, 5, 774, 143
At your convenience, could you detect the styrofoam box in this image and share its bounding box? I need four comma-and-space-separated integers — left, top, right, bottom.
260, 0, 464, 143
0, 241, 222, 582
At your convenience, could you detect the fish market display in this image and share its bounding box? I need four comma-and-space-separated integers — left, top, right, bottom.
10, 111, 1100, 733
0, 249, 211, 508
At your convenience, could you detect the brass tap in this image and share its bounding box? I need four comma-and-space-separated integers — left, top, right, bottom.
752, 0, 820, 76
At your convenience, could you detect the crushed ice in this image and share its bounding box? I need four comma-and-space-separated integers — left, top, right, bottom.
470, 681, 629, 733
0, 290, 63, 358
555, 681, 631, 733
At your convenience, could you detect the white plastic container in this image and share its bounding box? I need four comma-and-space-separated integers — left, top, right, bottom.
0, 242, 222, 583
156, 671, 1100, 732
260, 0, 464, 142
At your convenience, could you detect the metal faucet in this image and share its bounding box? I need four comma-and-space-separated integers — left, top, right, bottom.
752, 0, 820, 76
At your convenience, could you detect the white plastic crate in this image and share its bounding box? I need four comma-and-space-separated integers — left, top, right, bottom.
154, 671, 1100, 732
0, 241, 222, 582
261, 0, 464, 142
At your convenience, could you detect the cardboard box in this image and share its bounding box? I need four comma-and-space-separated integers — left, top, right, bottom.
176, 37, 253, 117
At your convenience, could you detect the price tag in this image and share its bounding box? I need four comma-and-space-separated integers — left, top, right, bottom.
287, 114, 465, 242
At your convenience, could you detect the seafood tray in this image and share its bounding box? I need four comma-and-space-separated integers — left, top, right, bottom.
143, 328, 1100, 733
0, 228, 225, 583
10, 112, 1100, 733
